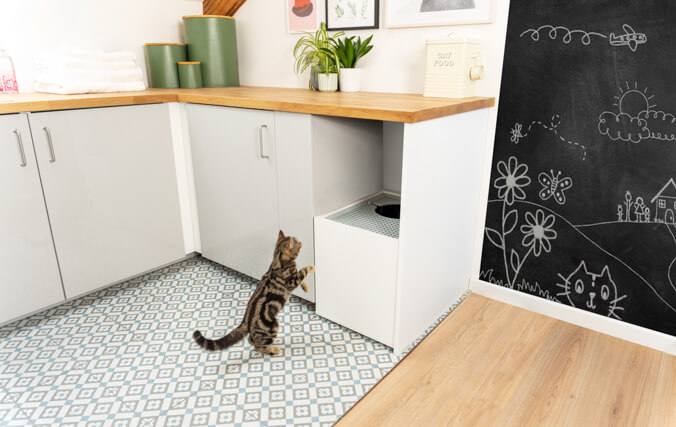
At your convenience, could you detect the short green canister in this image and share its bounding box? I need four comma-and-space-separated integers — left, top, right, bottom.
182, 15, 240, 87
178, 62, 203, 89
144, 43, 186, 88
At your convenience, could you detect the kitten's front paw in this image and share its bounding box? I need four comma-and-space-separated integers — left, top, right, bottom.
301, 281, 309, 292
305, 265, 316, 274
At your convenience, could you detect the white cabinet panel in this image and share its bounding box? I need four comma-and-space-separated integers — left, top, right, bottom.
187, 104, 279, 279
315, 215, 397, 347
394, 110, 489, 353
275, 112, 315, 301
0, 114, 64, 323
29, 104, 185, 298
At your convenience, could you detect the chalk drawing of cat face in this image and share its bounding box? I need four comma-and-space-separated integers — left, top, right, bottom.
556, 261, 627, 319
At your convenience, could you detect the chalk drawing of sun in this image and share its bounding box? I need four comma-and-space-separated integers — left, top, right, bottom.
614, 82, 657, 117
598, 81, 676, 143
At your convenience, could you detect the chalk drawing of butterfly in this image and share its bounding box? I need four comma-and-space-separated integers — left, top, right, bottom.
538, 170, 573, 205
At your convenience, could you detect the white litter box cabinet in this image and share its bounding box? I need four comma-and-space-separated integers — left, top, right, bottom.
312, 112, 490, 353
315, 193, 401, 347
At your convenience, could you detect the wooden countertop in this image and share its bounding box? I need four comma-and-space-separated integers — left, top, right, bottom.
0, 87, 494, 123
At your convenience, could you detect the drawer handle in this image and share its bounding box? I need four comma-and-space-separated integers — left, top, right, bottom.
12, 129, 27, 167
43, 126, 56, 162
258, 124, 269, 159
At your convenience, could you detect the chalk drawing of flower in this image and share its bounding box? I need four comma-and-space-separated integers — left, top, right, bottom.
520, 209, 557, 256
510, 123, 524, 144
494, 156, 531, 205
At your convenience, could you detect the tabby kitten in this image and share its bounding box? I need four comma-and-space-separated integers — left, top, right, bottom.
193, 230, 315, 355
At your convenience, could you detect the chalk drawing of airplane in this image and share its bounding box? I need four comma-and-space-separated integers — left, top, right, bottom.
609, 24, 647, 52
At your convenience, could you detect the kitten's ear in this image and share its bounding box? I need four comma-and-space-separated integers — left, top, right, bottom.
278, 230, 285, 240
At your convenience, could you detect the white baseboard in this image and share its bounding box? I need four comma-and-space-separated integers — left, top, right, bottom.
469, 279, 676, 356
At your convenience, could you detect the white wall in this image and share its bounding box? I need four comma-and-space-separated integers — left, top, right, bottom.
1, 0, 203, 92
235, 0, 509, 97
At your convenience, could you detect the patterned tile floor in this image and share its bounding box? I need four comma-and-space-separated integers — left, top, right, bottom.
0, 257, 468, 426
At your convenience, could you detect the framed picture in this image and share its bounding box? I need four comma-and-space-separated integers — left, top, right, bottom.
385, 0, 493, 28
326, 0, 380, 30
287, 0, 320, 33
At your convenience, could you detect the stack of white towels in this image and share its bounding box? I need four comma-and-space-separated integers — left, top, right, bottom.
34, 47, 146, 95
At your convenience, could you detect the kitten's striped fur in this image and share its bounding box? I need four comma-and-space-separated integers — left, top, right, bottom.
193, 230, 315, 355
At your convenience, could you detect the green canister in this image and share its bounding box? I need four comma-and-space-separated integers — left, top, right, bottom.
183, 15, 240, 87
144, 43, 187, 88
178, 62, 203, 88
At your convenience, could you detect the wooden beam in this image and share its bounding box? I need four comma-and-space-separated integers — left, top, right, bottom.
203, 0, 247, 16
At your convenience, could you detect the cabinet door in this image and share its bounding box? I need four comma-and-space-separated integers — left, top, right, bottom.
187, 104, 279, 279
29, 104, 185, 298
0, 114, 64, 323
275, 112, 315, 302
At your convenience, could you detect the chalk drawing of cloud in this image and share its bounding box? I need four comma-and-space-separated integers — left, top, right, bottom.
598, 111, 650, 143
642, 110, 676, 141
598, 83, 676, 143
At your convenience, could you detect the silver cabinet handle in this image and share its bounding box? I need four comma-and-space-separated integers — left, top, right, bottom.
43, 126, 56, 162
12, 129, 27, 167
258, 124, 269, 159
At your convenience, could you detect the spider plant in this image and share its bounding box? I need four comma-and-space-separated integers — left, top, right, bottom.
335, 35, 374, 69
293, 22, 344, 89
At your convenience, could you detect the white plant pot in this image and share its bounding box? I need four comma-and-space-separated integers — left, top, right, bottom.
339, 68, 361, 92
318, 73, 338, 92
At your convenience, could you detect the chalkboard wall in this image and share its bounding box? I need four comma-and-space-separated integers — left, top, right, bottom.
480, 0, 676, 336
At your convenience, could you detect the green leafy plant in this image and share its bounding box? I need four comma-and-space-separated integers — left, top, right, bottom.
293, 22, 344, 88
335, 35, 374, 69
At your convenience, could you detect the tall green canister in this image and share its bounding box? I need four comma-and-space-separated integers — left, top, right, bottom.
183, 15, 240, 87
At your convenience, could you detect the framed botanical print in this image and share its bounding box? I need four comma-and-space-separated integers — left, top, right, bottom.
385, 0, 493, 28
326, 0, 380, 30
288, 0, 320, 33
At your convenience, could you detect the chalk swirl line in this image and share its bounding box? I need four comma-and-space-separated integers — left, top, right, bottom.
520, 25, 607, 46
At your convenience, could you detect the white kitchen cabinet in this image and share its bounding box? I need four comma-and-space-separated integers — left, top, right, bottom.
187, 104, 280, 280
186, 105, 319, 300
0, 114, 64, 324
269, 111, 317, 301
28, 104, 185, 299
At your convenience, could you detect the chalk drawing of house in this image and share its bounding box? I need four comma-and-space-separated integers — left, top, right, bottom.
651, 178, 676, 224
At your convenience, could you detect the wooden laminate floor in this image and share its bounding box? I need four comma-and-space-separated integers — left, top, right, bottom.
337, 294, 676, 427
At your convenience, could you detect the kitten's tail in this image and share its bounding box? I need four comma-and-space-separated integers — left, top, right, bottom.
193, 324, 247, 351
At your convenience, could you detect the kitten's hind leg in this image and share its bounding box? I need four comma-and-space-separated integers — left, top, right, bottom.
256, 346, 281, 355
250, 328, 281, 356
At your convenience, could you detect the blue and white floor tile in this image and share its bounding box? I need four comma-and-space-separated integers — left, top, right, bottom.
0, 257, 467, 426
